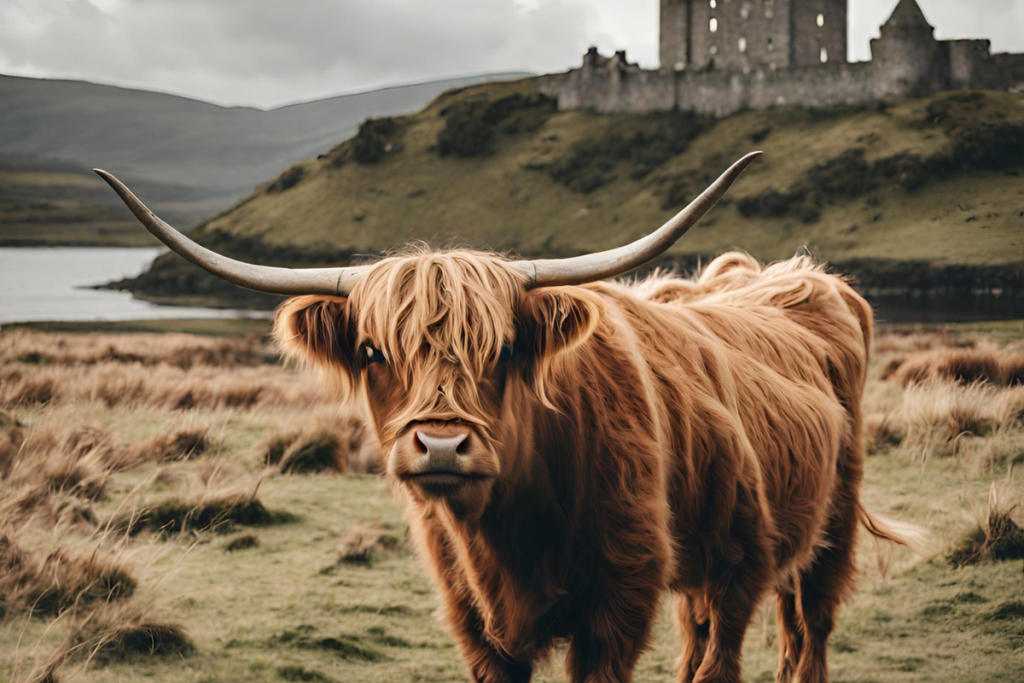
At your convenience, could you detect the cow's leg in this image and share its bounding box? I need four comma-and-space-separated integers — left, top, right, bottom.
689, 563, 768, 683
408, 511, 533, 683
674, 592, 710, 683
565, 582, 662, 683
792, 498, 859, 683
691, 485, 774, 683
775, 589, 803, 683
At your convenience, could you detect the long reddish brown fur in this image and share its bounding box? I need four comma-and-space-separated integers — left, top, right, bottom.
274, 250, 927, 683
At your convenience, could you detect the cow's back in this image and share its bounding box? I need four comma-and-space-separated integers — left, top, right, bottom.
611, 253, 872, 581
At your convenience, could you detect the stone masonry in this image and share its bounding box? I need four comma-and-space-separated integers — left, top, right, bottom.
536, 0, 1024, 117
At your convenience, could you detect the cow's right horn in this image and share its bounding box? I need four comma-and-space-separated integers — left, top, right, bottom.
515, 152, 761, 288
94, 170, 367, 296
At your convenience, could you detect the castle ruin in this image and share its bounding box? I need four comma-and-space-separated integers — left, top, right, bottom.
536, 0, 1024, 116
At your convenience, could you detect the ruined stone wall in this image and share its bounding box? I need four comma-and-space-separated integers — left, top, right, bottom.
790, 0, 847, 67
993, 53, 1024, 91
535, 65, 676, 115
675, 61, 875, 116
947, 40, 997, 90
536, 59, 879, 118
660, 0, 691, 70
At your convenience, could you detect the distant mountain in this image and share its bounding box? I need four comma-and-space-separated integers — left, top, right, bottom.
0, 71, 532, 245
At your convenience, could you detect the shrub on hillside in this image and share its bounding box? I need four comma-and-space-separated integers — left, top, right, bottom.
351, 117, 403, 165
266, 165, 306, 194
436, 92, 556, 159
546, 111, 709, 194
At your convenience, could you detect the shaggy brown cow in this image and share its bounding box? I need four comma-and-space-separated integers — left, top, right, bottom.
97, 154, 926, 683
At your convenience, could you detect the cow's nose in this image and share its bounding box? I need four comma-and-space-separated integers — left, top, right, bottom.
413, 429, 469, 471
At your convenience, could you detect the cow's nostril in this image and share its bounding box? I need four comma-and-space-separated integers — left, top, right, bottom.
456, 435, 470, 455
413, 432, 429, 455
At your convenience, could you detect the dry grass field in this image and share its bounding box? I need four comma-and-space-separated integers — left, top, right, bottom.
1, 321, 1022, 683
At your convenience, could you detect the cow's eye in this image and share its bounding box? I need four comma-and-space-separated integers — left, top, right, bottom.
364, 343, 385, 365
498, 343, 512, 365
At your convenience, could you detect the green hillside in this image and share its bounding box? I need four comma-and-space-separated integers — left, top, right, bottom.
0, 156, 225, 246
126, 80, 1024, 306
0, 72, 530, 244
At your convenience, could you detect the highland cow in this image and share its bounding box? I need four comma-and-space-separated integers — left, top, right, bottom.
98, 153, 926, 683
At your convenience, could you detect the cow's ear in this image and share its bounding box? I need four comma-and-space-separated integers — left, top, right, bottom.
274, 296, 355, 378
518, 288, 602, 403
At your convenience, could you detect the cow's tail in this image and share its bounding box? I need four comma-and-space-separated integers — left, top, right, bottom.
857, 499, 933, 557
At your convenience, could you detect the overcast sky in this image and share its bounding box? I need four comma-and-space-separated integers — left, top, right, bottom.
2, 0, 1022, 109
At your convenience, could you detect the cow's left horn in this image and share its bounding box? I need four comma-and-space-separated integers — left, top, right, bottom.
515, 151, 762, 287
94, 170, 367, 296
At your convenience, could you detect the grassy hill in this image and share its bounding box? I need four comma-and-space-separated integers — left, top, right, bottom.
126, 80, 1024, 306
0, 72, 530, 245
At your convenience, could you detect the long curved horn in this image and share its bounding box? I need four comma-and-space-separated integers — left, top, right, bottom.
514, 152, 762, 287
94, 170, 366, 296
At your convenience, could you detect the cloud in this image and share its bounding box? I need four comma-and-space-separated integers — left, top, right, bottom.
0, 0, 1021, 107
0, 0, 603, 107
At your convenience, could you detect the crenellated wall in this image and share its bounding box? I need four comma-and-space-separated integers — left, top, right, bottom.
539, 40, 1022, 118
537, 59, 878, 118
541, 0, 1023, 118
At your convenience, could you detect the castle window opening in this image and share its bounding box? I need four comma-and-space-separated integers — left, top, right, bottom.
820, 46, 829, 63
710, 17, 719, 33
767, 36, 774, 51
710, 45, 719, 55
739, 37, 747, 53
741, 5, 750, 19
817, 13, 825, 27
710, 0, 717, 8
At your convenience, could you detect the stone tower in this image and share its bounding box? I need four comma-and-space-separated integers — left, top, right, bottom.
660, 0, 848, 72
870, 0, 945, 92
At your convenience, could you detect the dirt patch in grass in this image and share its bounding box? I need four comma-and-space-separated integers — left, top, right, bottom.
224, 534, 260, 552
276, 666, 335, 682
329, 522, 404, 568
274, 628, 389, 663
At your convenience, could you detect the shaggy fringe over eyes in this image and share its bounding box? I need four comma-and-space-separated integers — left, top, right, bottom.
351, 250, 526, 434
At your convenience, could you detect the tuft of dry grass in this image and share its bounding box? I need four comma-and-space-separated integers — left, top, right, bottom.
1, 329, 271, 369
260, 417, 378, 475
67, 604, 195, 662
864, 411, 903, 455
948, 485, 1024, 568
881, 383, 1024, 462
0, 363, 324, 411
888, 346, 1024, 389
134, 426, 218, 463
0, 534, 136, 619
112, 491, 281, 538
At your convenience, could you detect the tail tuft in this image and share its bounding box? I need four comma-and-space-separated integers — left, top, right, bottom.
858, 499, 933, 557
